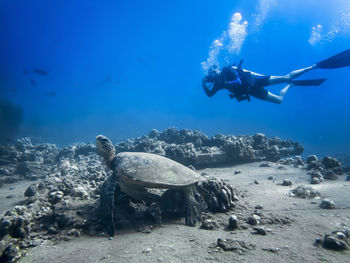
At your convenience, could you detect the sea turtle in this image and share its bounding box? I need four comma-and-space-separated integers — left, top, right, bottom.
96, 134, 205, 236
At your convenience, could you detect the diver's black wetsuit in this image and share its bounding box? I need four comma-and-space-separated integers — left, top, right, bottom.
203, 66, 271, 102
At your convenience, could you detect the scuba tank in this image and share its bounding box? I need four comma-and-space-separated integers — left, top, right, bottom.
229, 59, 253, 102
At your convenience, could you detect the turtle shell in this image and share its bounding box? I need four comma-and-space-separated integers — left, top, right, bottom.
115, 152, 204, 189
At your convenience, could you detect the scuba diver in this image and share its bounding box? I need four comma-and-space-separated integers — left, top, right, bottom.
202, 49, 350, 104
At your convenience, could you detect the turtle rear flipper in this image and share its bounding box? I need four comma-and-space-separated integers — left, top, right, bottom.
100, 173, 118, 237
184, 187, 202, 226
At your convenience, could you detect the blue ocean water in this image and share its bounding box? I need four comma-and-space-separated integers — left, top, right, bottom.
1, 0, 350, 157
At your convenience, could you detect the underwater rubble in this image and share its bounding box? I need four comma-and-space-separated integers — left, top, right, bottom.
0, 128, 349, 262
306, 155, 346, 183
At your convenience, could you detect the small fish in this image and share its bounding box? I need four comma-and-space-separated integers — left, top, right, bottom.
47, 91, 56, 97
96, 75, 112, 87
33, 68, 48, 76
104, 75, 112, 82
137, 57, 145, 63
30, 79, 36, 86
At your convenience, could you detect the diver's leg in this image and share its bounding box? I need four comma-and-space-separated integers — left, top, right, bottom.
268, 64, 317, 85
286, 64, 317, 79
264, 84, 293, 104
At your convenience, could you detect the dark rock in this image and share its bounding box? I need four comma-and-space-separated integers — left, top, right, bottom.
322, 156, 342, 169
260, 162, 271, 167
14, 227, 27, 238
308, 170, 323, 179
234, 170, 241, 175
262, 247, 281, 253
0, 241, 5, 256
57, 179, 75, 195
324, 170, 338, 180
228, 215, 238, 229
252, 133, 269, 150
54, 211, 77, 229
332, 166, 343, 175
278, 158, 293, 166
67, 228, 80, 237
14, 206, 26, 215
289, 185, 319, 198
314, 238, 322, 246
200, 219, 219, 230
255, 205, 263, 210
320, 199, 335, 209
0, 219, 11, 237
293, 156, 304, 166
252, 227, 267, 235
246, 215, 260, 225
0, 167, 11, 176
217, 238, 255, 252
0, 244, 19, 262
48, 190, 64, 204
24, 183, 45, 197
240, 224, 249, 230
48, 226, 58, 235
281, 179, 292, 186
310, 177, 322, 184
307, 161, 322, 171
306, 155, 318, 164
323, 231, 350, 250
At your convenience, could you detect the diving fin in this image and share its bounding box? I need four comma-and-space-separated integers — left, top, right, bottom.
238, 59, 244, 69
291, 78, 326, 86
316, 49, 350, 69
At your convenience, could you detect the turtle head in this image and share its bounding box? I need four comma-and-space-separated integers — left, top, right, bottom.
96, 135, 116, 163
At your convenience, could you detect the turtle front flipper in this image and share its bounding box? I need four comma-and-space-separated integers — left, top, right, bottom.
96, 135, 116, 169
100, 172, 118, 237
184, 187, 202, 226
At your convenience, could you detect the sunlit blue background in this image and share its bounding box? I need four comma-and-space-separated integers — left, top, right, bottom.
1, 0, 350, 156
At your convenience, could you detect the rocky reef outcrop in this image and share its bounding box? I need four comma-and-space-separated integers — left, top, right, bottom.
115, 128, 303, 168
0, 128, 303, 188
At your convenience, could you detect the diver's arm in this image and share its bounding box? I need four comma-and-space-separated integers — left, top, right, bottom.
232, 66, 264, 77
226, 78, 241, 87
202, 78, 223, 97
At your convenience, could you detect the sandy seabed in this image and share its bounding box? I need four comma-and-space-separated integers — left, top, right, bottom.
12, 162, 350, 263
